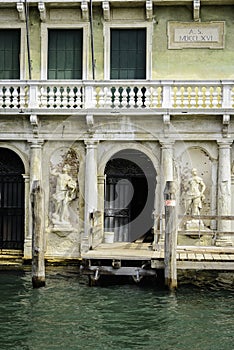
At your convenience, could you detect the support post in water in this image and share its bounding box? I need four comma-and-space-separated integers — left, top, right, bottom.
31, 180, 45, 288
164, 181, 178, 290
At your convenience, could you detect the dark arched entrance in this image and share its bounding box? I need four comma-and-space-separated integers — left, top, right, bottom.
104, 149, 156, 242
0, 148, 25, 250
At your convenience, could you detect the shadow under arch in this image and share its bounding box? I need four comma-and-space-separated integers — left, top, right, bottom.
104, 149, 157, 242
0, 147, 25, 250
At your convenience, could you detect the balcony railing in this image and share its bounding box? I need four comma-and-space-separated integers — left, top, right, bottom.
0, 80, 234, 112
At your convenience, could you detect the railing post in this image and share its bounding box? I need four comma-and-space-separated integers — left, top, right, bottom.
164, 181, 177, 290
222, 83, 232, 109
28, 84, 39, 108
162, 82, 172, 109
84, 84, 96, 109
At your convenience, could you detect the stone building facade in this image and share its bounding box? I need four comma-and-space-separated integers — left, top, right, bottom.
0, 0, 234, 261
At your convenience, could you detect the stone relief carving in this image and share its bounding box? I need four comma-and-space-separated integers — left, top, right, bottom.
51, 164, 77, 225
50, 148, 79, 235
182, 168, 206, 231
184, 168, 206, 216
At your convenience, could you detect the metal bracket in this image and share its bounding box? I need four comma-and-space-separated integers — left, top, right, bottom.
193, 0, 200, 22
16, 2, 26, 22
102, 1, 110, 21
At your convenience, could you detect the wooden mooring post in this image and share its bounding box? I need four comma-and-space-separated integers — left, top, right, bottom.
31, 180, 45, 288
164, 181, 178, 290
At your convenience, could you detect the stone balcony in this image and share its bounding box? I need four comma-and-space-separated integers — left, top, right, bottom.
0, 80, 234, 116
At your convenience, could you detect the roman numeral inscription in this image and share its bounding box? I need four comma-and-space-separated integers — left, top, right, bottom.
168, 22, 225, 49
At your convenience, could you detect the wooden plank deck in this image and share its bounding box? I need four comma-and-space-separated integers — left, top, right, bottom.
81, 242, 234, 270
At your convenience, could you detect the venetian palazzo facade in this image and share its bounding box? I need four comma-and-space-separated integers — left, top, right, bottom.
0, 0, 234, 261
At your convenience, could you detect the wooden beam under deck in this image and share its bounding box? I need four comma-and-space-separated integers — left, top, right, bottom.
81, 242, 234, 271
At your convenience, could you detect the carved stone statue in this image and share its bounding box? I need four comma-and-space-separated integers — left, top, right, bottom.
51, 164, 77, 225
185, 168, 206, 216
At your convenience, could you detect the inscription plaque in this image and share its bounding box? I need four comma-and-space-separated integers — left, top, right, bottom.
168, 22, 225, 49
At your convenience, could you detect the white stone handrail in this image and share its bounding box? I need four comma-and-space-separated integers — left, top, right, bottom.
0, 80, 234, 112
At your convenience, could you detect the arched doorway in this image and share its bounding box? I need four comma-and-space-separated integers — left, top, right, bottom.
104, 149, 156, 242
0, 148, 25, 250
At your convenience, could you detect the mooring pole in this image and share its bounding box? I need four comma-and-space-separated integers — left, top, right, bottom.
164, 181, 177, 290
31, 180, 45, 288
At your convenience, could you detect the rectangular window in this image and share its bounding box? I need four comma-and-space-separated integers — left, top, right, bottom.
111, 29, 146, 79
0, 30, 20, 79
48, 29, 83, 79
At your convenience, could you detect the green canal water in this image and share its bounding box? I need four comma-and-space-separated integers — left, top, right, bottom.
0, 269, 233, 350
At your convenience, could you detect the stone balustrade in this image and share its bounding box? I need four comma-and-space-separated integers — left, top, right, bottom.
0, 80, 234, 113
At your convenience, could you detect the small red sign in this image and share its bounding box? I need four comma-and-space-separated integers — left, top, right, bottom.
165, 200, 176, 207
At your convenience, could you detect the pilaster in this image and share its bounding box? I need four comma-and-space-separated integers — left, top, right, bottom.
216, 140, 233, 246
82, 140, 99, 251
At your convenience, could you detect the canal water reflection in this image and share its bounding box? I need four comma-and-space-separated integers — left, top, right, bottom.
0, 269, 233, 350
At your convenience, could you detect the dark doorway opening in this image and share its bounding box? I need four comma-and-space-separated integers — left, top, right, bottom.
0, 148, 25, 250
104, 149, 156, 242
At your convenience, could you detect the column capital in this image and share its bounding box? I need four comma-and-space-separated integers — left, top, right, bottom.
217, 140, 233, 148
28, 139, 44, 149
159, 140, 175, 149
84, 140, 99, 149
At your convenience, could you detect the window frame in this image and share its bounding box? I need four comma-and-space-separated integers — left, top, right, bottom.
104, 22, 153, 80
41, 23, 89, 80
0, 24, 26, 80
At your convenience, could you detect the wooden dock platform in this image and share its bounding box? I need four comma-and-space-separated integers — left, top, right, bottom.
81, 242, 234, 281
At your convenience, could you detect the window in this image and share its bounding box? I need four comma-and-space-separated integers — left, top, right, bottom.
48, 29, 83, 79
0, 30, 20, 79
110, 29, 146, 79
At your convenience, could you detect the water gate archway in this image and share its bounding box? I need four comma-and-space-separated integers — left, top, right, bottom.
104, 149, 156, 242
0, 148, 25, 250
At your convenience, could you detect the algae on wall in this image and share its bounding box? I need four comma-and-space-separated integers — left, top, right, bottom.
152, 5, 234, 80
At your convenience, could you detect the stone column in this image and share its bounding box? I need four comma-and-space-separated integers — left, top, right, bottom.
97, 175, 105, 244
232, 174, 234, 233
82, 140, 98, 252
216, 140, 233, 246
160, 141, 174, 185
157, 141, 174, 245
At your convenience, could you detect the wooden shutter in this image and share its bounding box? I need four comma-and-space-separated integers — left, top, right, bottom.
111, 29, 146, 79
48, 29, 83, 79
0, 30, 20, 79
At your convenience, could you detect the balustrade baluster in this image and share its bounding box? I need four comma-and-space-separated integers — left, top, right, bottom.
67, 87, 73, 108
216, 87, 222, 108
19, 86, 26, 108
128, 86, 135, 108
105, 87, 112, 109
232, 87, 234, 107
98, 87, 105, 108
144, 87, 150, 108
39, 86, 46, 108
76, 86, 82, 108
172, 87, 178, 108
0, 87, 3, 108
11, 87, 18, 108
196, 87, 203, 108
47, 86, 55, 108
121, 87, 128, 108
58, 87, 64, 108
4, 87, 11, 108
